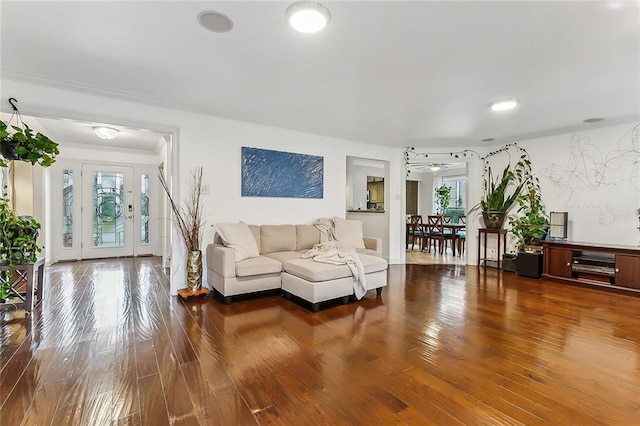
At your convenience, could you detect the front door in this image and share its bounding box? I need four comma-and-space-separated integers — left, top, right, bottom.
81, 164, 135, 258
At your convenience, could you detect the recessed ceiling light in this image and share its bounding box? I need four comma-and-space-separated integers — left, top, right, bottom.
286, 1, 331, 33
583, 117, 605, 123
481, 138, 495, 142
94, 126, 119, 140
198, 11, 234, 33
490, 99, 519, 112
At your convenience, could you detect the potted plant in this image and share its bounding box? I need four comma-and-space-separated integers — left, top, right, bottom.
508, 188, 549, 250
434, 185, 451, 214
509, 183, 549, 279
477, 164, 526, 228
0, 196, 42, 301
469, 144, 534, 229
158, 167, 206, 292
0, 119, 60, 167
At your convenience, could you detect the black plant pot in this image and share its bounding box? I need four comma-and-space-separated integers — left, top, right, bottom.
517, 251, 543, 279
482, 211, 507, 229
0, 141, 27, 161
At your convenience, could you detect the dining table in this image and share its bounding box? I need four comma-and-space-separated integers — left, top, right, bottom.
441, 222, 466, 256
407, 219, 466, 256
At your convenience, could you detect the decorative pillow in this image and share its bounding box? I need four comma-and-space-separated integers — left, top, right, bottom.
332, 217, 365, 249
214, 223, 260, 262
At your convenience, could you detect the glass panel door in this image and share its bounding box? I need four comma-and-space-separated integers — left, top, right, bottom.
82, 165, 134, 258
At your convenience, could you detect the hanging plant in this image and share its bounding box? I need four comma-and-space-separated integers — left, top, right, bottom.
0, 98, 60, 168
434, 185, 451, 214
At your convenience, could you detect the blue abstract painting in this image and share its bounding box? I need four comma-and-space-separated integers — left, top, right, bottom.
241, 147, 324, 198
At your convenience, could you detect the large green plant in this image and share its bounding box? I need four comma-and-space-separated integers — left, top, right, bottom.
480, 164, 525, 212
0, 196, 42, 300
469, 144, 535, 215
0, 120, 60, 167
508, 188, 549, 248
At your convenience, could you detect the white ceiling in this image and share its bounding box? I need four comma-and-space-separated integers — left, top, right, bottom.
0, 112, 165, 153
1, 1, 639, 149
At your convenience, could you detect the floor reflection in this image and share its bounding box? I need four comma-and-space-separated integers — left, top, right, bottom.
2, 259, 640, 425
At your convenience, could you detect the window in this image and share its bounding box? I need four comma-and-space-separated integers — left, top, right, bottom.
141, 173, 150, 245
62, 169, 74, 247
434, 175, 467, 217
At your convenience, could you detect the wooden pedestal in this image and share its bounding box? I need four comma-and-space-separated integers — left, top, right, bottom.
177, 287, 210, 300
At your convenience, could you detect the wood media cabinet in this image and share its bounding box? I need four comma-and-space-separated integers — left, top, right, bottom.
542, 241, 640, 294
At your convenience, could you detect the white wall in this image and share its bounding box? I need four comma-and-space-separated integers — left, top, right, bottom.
1, 78, 403, 294
513, 121, 640, 246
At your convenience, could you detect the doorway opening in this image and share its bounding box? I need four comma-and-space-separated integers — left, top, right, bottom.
405, 162, 468, 265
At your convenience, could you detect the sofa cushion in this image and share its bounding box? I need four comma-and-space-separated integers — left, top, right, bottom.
332, 217, 365, 249
235, 256, 282, 277
260, 225, 296, 254
356, 248, 381, 257
264, 251, 304, 268
283, 254, 387, 282
296, 225, 320, 250
214, 223, 260, 262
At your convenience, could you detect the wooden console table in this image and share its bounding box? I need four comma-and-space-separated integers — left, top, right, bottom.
0, 257, 45, 313
478, 228, 507, 269
542, 241, 640, 294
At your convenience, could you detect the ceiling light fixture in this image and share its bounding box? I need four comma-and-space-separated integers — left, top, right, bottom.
490, 99, 519, 112
583, 117, 604, 123
430, 164, 441, 172
94, 126, 119, 140
286, 1, 331, 33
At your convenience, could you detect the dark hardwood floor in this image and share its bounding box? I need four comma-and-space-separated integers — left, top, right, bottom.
1, 257, 639, 425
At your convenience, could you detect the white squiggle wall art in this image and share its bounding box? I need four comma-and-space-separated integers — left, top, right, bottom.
540, 124, 640, 227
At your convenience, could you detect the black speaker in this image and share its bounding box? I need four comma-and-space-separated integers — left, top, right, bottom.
517, 252, 543, 279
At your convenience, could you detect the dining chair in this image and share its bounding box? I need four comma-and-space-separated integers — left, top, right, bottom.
456, 215, 466, 255
425, 215, 453, 254
407, 215, 427, 250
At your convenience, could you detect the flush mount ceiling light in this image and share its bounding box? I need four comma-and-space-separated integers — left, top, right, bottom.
94, 126, 119, 140
490, 99, 519, 112
430, 164, 441, 172
286, 1, 331, 33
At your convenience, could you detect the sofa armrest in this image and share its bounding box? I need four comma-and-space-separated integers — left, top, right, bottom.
206, 243, 236, 278
363, 237, 382, 255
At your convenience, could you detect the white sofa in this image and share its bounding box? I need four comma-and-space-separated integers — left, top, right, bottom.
206, 219, 388, 311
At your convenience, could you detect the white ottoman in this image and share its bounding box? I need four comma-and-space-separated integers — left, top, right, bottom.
281, 254, 388, 311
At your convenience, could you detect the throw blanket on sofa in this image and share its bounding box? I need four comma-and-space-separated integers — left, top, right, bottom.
312, 218, 336, 242
303, 241, 367, 300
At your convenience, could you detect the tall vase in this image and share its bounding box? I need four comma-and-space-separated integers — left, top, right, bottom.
186, 250, 202, 292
